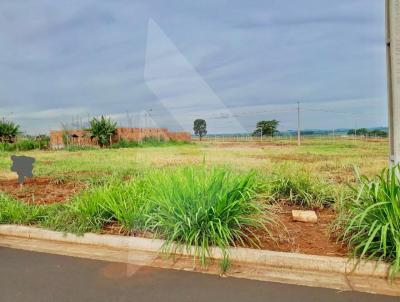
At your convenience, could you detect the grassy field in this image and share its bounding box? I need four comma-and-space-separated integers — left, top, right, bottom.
0, 137, 389, 185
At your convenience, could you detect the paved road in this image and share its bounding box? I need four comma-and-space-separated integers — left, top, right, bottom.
0, 247, 398, 302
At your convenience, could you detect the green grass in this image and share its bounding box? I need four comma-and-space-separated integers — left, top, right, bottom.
262, 167, 337, 208
0, 139, 48, 152
0, 165, 274, 267
0, 138, 393, 270
110, 139, 140, 149
64, 145, 97, 152
0, 137, 387, 185
41, 177, 149, 234
335, 165, 400, 278
144, 166, 273, 264
111, 137, 191, 149
0, 193, 45, 224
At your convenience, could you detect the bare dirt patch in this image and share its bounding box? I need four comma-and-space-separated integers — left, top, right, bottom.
101, 202, 346, 258
0, 177, 84, 204
257, 203, 347, 257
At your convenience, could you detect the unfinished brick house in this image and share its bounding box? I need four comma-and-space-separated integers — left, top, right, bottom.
50, 128, 191, 149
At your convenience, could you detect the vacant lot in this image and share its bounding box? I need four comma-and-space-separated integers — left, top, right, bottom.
0, 137, 388, 185
0, 137, 392, 266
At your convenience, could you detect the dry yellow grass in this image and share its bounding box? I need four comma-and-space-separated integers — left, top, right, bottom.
0, 137, 388, 185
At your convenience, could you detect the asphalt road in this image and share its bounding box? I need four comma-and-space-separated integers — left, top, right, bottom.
0, 247, 398, 302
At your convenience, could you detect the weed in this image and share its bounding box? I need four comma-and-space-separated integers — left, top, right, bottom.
335, 165, 400, 278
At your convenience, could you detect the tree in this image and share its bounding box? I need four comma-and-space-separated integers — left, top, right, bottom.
368, 129, 388, 138
347, 128, 369, 137
90, 116, 117, 147
347, 129, 356, 136
0, 119, 20, 143
357, 128, 368, 137
193, 119, 207, 141
252, 120, 279, 137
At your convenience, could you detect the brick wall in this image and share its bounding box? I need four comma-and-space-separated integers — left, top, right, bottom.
167, 131, 191, 141
115, 128, 170, 141
50, 130, 97, 148
50, 128, 191, 148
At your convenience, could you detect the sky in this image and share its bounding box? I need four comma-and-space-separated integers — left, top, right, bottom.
0, 0, 388, 134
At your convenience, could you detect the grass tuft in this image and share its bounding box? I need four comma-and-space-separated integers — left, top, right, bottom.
264, 169, 336, 208
144, 166, 273, 265
41, 177, 149, 234
335, 165, 400, 278
0, 193, 45, 224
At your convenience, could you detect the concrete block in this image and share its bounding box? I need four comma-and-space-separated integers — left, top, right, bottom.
292, 210, 318, 223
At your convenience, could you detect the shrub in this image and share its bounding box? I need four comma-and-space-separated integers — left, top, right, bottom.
335, 165, 400, 278
65, 145, 97, 152
15, 139, 39, 151
110, 139, 140, 149
33, 135, 50, 149
0, 138, 48, 151
145, 166, 273, 264
0, 142, 15, 152
142, 136, 165, 146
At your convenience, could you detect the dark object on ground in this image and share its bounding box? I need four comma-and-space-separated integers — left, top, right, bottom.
10, 155, 35, 184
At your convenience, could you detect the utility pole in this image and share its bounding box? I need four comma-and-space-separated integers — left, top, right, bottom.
297, 101, 301, 146
386, 0, 400, 166
354, 121, 357, 141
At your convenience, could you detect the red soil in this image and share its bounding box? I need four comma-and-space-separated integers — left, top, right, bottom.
0, 177, 84, 204
102, 203, 347, 258
0, 177, 347, 257
256, 203, 347, 257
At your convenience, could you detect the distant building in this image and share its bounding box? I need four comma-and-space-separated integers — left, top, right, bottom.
50, 128, 191, 149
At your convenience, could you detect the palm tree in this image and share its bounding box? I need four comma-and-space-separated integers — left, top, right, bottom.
0, 120, 20, 143
90, 116, 117, 147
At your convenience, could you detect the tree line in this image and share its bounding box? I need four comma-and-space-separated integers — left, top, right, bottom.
347, 128, 387, 138
192, 118, 388, 140
193, 119, 280, 140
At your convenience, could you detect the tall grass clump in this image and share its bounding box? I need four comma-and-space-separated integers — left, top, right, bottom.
265, 169, 336, 208
42, 178, 149, 234
335, 165, 400, 278
145, 166, 273, 265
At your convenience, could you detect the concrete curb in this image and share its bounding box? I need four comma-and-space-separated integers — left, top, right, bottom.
0, 224, 399, 296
